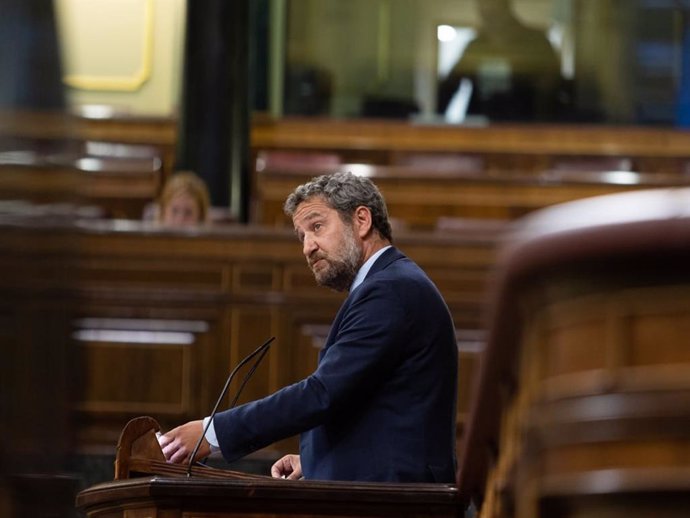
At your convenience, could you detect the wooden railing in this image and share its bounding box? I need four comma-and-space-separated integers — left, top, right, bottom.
457, 187, 690, 517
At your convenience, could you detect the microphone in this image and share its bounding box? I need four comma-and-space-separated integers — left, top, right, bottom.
186, 336, 276, 477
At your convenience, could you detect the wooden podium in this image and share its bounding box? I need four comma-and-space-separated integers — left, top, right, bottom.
76, 416, 461, 518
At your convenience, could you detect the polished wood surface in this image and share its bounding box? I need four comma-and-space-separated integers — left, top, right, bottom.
456, 187, 690, 517
77, 475, 460, 518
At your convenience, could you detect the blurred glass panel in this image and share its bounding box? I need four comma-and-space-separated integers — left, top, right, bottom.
27, 0, 690, 128
279, 0, 690, 126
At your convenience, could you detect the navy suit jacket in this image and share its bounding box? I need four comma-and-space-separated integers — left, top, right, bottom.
214, 247, 458, 482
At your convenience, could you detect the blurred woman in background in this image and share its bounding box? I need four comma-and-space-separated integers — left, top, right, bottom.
156, 171, 210, 227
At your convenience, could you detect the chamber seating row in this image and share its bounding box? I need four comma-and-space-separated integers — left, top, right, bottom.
254, 157, 690, 230
0, 110, 173, 219
250, 118, 690, 230
6, 112, 690, 226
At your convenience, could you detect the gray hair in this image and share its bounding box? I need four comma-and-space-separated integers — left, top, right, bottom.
283, 171, 393, 242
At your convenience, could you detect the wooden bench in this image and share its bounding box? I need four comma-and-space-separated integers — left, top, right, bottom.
10, 111, 690, 226
250, 118, 690, 174
254, 160, 690, 230
0, 110, 169, 218
0, 152, 162, 219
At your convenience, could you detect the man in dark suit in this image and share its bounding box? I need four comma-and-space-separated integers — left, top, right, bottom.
159, 171, 458, 483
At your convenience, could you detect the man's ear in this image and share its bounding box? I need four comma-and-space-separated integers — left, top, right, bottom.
353, 206, 372, 238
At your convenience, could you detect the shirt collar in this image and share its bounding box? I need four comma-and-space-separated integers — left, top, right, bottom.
350, 245, 392, 292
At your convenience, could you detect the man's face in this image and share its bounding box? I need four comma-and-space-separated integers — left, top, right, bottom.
292, 197, 362, 291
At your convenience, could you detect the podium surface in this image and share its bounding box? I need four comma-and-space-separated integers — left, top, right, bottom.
77, 475, 459, 518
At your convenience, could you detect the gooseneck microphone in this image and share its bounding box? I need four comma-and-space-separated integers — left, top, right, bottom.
186, 336, 276, 477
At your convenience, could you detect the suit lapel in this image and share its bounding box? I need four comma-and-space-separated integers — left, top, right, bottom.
318, 247, 403, 361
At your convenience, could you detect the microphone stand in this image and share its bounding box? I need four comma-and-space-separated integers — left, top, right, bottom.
186, 336, 276, 477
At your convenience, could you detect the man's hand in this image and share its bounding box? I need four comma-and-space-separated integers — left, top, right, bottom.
271, 454, 302, 480
157, 420, 211, 464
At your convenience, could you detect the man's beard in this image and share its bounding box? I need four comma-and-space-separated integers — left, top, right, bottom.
309, 225, 361, 292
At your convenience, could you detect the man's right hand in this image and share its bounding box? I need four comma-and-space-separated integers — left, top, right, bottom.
158, 420, 210, 464
271, 454, 302, 480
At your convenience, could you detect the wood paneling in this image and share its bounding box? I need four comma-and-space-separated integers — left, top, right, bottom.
75, 340, 191, 413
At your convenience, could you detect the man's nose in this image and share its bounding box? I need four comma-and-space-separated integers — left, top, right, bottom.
303, 235, 317, 257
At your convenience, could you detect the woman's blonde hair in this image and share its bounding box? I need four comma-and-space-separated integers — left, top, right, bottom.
157, 171, 211, 223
